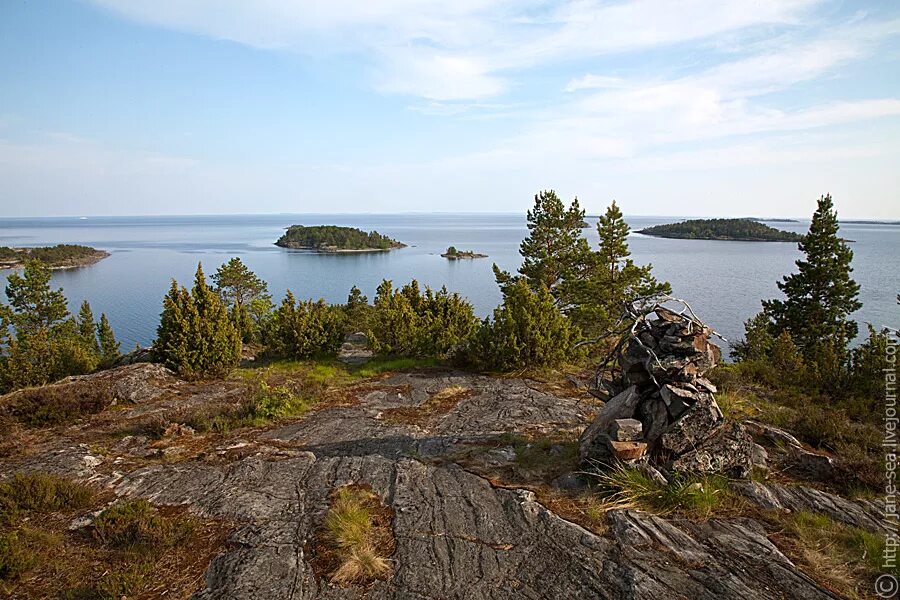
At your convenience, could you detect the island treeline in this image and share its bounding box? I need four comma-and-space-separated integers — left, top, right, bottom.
275, 225, 404, 252
0, 244, 109, 269
639, 218, 802, 241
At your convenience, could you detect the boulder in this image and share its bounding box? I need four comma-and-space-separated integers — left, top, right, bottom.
579, 385, 641, 461
611, 418, 643, 442
671, 421, 754, 479
659, 393, 723, 456
608, 440, 648, 461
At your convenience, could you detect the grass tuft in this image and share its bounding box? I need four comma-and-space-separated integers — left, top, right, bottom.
590, 464, 741, 519
318, 485, 394, 586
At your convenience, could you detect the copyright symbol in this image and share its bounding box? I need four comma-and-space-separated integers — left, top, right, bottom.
876, 574, 899, 598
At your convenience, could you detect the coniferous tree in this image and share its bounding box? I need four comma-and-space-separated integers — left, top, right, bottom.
0, 261, 114, 391
5, 260, 68, 332
470, 279, 578, 371
154, 263, 241, 379
762, 194, 861, 360
77, 300, 100, 354
571, 201, 669, 335
267, 291, 345, 358
368, 279, 479, 359
499, 190, 591, 308
97, 313, 120, 367
212, 257, 270, 342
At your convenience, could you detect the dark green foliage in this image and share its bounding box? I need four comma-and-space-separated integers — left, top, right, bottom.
570, 201, 669, 335
762, 195, 861, 359
368, 279, 479, 359
470, 279, 578, 371
97, 314, 119, 367
731, 312, 775, 361
343, 285, 373, 333
77, 301, 100, 355
850, 325, 893, 405
212, 257, 271, 342
276, 225, 402, 251
267, 291, 345, 358
5, 260, 68, 332
0, 261, 115, 392
506, 190, 592, 306
154, 263, 242, 379
499, 193, 665, 339
639, 218, 801, 241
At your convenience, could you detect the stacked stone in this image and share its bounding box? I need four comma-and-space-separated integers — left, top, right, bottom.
579, 307, 754, 478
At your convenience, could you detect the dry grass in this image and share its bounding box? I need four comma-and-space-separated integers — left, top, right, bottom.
381, 385, 472, 427
0, 472, 229, 599
0, 379, 115, 428
313, 484, 395, 586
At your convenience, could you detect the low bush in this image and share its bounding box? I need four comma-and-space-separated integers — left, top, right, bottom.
368, 280, 478, 360
469, 279, 579, 372
2, 380, 114, 428
92, 499, 194, 552
0, 472, 94, 524
266, 292, 345, 359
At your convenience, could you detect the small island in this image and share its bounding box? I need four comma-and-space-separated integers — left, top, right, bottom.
638, 218, 802, 242
441, 246, 487, 259
275, 225, 406, 253
0, 244, 110, 270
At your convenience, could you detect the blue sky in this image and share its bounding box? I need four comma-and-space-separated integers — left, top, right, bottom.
1, 0, 899, 218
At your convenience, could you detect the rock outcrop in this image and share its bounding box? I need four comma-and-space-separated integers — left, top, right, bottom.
580, 299, 754, 478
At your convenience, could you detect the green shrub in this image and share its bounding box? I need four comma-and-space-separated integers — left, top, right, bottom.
4, 380, 114, 428
266, 292, 345, 358
154, 263, 242, 379
0, 261, 117, 393
469, 279, 578, 371
93, 499, 193, 551
0, 472, 94, 522
368, 280, 478, 360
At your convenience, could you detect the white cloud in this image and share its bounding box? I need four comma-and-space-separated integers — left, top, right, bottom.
89, 0, 822, 100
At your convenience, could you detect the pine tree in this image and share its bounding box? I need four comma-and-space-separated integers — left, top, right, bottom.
0, 261, 115, 391
212, 257, 270, 342
97, 313, 120, 367
762, 194, 861, 360
506, 190, 592, 307
571, 201, 669, 335
77, 300, 100, 354
5, 260, 68, 332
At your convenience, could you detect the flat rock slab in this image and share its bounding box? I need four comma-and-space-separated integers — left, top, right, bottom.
112, 452, 838, 600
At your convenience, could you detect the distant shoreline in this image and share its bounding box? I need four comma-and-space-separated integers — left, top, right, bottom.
0, 246, 110, 270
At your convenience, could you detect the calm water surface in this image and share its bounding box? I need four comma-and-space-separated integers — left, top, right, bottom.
0, 214, 897, 353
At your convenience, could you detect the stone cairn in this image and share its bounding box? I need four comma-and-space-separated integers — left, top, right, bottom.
579, 295, 754, 478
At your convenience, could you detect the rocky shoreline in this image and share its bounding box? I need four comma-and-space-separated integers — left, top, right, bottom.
0, 247, 110, 270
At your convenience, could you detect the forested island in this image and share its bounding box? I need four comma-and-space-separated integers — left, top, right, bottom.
0, 244, 109, 270
638, 218, 802, 241
275, 225, 405, 252
441, 246, 487, 259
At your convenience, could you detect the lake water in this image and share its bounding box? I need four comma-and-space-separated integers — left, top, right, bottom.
0, 214, 897, 354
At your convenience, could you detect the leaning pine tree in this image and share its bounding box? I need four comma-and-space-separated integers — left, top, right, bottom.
154, 263, 241, 379
761, 194, 861, 362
